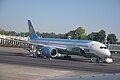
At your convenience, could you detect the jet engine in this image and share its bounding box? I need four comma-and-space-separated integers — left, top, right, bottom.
41, 46, 58, 57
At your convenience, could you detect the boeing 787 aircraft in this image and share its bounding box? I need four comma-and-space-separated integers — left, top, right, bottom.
27, 20, 113, 63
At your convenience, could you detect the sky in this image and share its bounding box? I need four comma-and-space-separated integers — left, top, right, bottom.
0, 0, 120, 41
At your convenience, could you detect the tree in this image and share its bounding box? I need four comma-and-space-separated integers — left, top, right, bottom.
9, 31, 16, 36
0, 28, 5, 35
66, 30, 76, 39
75, 27, 85, 39
107, 34, 117, 44
87, 30, 106, 43
24, 32, 30, 37
4, 31, 9, 35
65, 27, 86, 39
98, 30, 106, 43
56, 34, 65, 39
87, 32, 99, 41
20, 32, 25, 37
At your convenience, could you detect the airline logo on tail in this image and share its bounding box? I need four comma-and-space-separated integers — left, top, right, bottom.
28, 20, 35, 33
28, 20, 38, 39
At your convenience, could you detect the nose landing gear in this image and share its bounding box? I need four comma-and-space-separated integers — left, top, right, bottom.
103, 58, 113, 63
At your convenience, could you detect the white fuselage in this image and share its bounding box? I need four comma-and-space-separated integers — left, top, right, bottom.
29, 38, 111, 59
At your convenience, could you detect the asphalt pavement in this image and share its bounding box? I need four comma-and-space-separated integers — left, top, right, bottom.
0, 47, 120, 74
0, 47, 120, 80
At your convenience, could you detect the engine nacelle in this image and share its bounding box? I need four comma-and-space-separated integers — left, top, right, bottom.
41, 46, 58, 57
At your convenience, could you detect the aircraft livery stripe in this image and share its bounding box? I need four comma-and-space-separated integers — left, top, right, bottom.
33, 38, 92, 43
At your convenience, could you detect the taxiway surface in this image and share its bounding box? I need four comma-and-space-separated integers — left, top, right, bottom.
0, 47, 120, 80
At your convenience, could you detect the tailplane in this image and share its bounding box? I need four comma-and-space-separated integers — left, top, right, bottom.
28, 20, 38, 39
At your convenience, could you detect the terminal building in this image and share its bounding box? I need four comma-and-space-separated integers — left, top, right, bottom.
106, 44, 120, 54
0, 34, 29, 48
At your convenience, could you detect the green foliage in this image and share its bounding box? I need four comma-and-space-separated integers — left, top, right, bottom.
9, 31, 16, 36
75, 27, 85, 39
0, 27, 118, 44
87, 30, 106, 43
0, 28, 5, 35
107, 34, 117, 44
98, 30, 106, 43
65, 27, 86, 39
65, 30, 76, 39
87, 32, 99, 41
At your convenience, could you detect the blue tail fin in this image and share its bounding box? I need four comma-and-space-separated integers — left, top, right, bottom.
28, 20, 38, 39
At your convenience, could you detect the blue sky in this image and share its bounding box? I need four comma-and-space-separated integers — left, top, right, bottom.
0, 0, 120, 40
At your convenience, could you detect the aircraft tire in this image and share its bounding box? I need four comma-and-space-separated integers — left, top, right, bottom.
96, 58, 100, 63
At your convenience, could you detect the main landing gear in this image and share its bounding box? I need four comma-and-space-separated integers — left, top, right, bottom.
64, 55, 71, 59
90, 57, 101, 63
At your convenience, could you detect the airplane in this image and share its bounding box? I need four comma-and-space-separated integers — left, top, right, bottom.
27, 20, 113, 63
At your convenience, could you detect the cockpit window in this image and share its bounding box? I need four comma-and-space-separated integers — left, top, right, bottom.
100, 46, 107, 49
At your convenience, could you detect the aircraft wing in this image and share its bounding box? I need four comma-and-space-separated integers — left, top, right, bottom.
25, 41, 67, 51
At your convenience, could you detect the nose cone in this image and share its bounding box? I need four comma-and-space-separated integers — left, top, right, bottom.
104, 49, 111, 57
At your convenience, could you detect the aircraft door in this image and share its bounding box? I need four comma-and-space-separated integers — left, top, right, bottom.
72, 47, 85, 55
